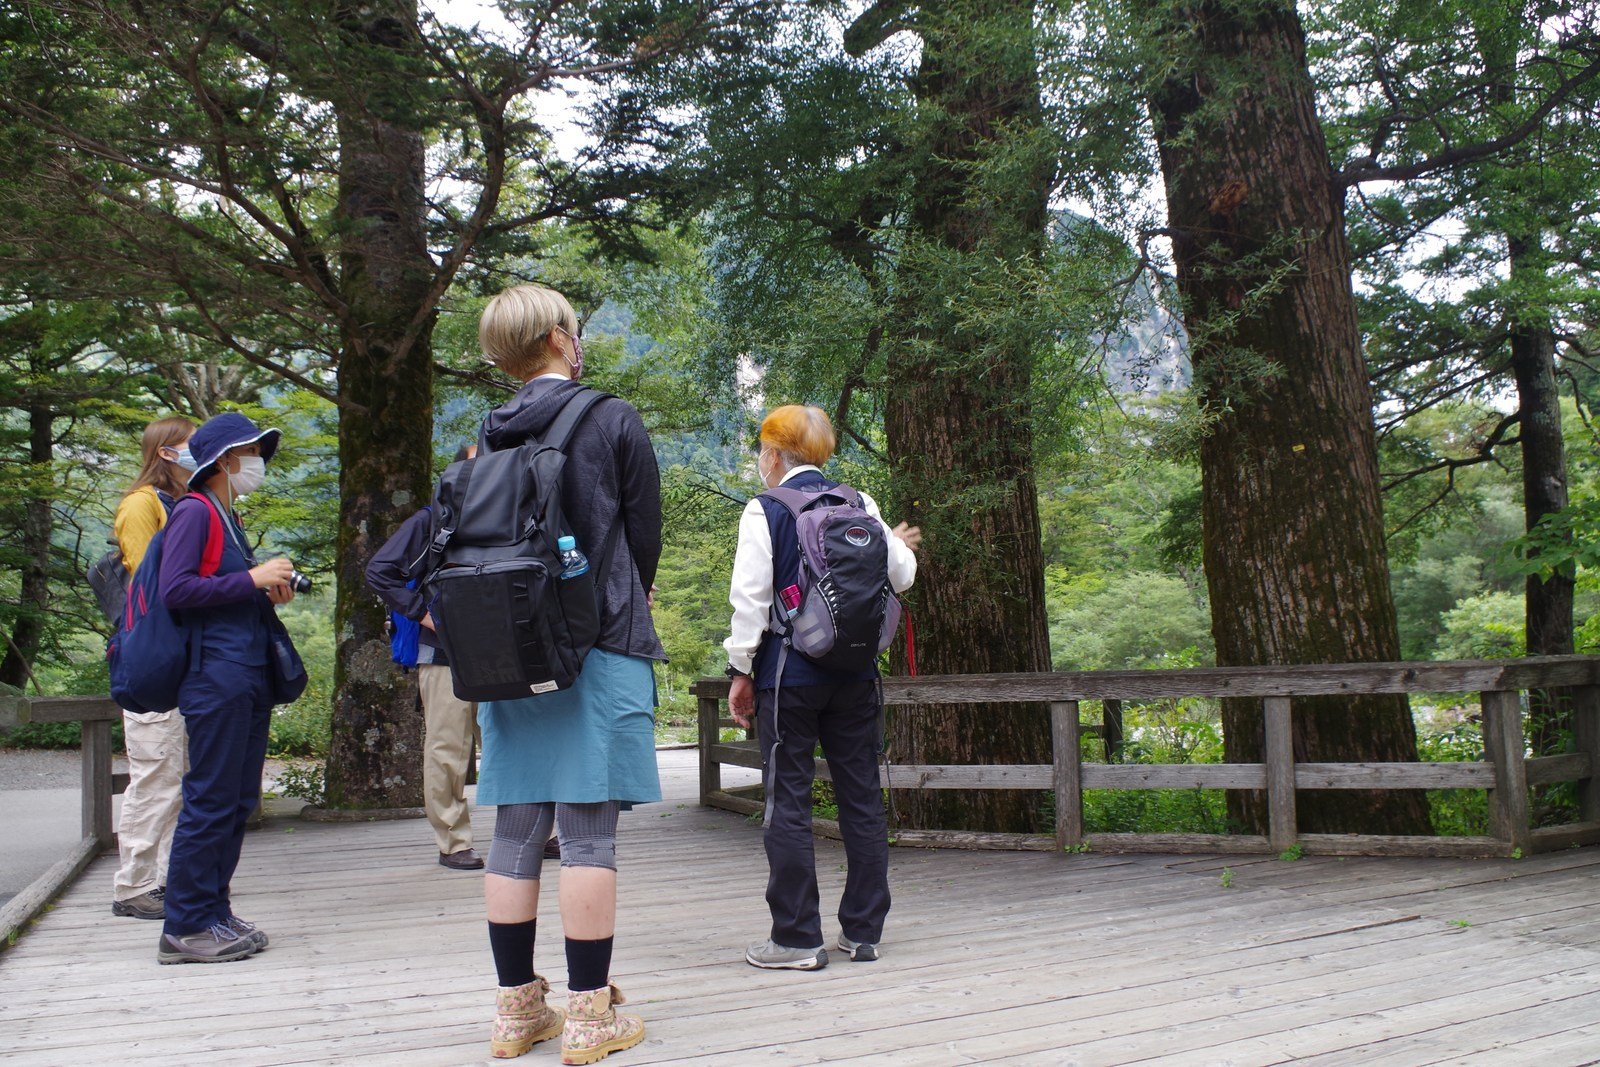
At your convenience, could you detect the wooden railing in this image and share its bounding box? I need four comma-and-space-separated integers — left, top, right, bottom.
0, 696, 125, 948
692, 656, 1600, 858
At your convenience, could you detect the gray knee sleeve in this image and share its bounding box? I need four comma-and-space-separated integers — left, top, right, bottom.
556, 801, 620, 871
487, 802, 555, 880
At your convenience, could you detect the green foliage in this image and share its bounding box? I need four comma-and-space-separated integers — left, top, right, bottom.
1085, 788, 1228, 836
1050, 572, 1212, 672
1278, 844, 1303, 862
272, 759, 327, 808
267, 592, 336, 757
1434, 592, 1526, 660
1219, 867, 1234, 889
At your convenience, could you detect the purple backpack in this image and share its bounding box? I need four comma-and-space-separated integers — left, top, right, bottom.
763, 484, 902, 673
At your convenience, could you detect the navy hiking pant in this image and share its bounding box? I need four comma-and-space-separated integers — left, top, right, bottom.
757, 680, 890, 949
163, 657, 273, 936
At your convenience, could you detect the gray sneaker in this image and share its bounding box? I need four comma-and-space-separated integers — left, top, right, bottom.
111, 890, 164, 920
226, 913, 268, 950
157, 923, 260, 965
745, 939, 828, 970
837, 935, 879, 962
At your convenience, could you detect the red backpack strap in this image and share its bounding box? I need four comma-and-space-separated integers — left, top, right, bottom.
192, 494, 226, 578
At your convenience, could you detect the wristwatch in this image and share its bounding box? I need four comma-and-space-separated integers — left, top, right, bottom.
724, 664, 749, 679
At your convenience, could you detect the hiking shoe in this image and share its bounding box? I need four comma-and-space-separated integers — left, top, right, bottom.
440, 848, 486, 870
226, 913, 268, 950
837, 935, 879, 962
157, 923, 259, 964
111, 890, 165, 920
745, 939, 827, 970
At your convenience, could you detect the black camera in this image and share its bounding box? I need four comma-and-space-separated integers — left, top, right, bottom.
289, 570, 313, 594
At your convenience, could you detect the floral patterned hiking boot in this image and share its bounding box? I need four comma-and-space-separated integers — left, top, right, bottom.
561, 983, 645, 1065
490, 976, 565, 1059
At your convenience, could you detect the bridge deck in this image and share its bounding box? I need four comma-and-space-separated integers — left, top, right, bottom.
3, 751, 1599, 1065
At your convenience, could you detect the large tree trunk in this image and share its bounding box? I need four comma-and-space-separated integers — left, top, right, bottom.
1147, 1, 1430, 834
1508, 233, 1573, 766
0, 394, 52, 691
323, 2, 435, 809
873, 0, 1056, 833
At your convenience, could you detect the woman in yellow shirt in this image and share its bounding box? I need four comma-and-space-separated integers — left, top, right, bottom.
110, 416, 196, 921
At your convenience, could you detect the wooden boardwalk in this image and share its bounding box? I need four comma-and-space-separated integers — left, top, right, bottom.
3, 750, 1600, 1065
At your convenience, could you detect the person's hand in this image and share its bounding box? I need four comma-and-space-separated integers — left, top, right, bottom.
892, 522, 923, 552
249, 558, 295, 590
729, 674, 755, 729
420, 612, 437, 632
646, 583, 658, 609
265, 583, 295, 605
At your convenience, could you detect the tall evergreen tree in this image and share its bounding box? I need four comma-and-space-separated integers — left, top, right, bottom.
0, 0, 768, 805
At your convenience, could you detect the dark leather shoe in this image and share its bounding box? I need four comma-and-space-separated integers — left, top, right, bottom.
543, 836, 561, 860
439, 848, 485, 870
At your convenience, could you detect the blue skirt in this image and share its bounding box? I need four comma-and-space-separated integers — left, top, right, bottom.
475, 648, 662, 806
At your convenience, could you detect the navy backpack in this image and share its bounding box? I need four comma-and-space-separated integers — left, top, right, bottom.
107, 496, 223, 714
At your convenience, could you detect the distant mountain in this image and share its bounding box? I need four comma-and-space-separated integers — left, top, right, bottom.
1054, 211, 1191, 396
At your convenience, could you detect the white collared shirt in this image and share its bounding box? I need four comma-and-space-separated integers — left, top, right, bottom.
723, 465, 917, 675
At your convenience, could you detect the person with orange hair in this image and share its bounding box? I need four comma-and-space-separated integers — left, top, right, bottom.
724, 404, 921, 970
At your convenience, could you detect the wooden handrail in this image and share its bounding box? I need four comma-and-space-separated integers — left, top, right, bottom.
15, 695, 124, 849
690, 655, 1600, 703
694, 656, 1600, 859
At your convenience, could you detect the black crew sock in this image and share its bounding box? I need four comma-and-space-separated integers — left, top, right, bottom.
565, 936, 615, 992
488, 919, 537, 988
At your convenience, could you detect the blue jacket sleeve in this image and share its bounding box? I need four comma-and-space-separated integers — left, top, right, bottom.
364, 509, 431, 621
157, 498, 258, 611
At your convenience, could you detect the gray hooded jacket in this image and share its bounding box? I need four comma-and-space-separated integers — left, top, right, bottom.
480, 377, 666, 662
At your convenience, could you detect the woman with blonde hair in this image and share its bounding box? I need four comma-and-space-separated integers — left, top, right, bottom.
471, 284, 661, 1064
724, 405, 920, 970
108, 416, 196, 921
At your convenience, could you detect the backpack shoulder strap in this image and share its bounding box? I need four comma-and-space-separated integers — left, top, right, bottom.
541, 387, 613, 453
761, 483, 860, 517
189, 493, 227, 578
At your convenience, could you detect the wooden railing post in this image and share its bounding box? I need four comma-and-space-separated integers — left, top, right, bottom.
1572, 685, 1600, 825
697, 693, 722, 806
1482, 689, 1532, 855
1052, 700, 1083, 851
82, 717, 115, 848
1263, 697, 1296, 853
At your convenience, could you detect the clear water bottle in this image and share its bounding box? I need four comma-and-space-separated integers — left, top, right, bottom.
557, 535, 589, 579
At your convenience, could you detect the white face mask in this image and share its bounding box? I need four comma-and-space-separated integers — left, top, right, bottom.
228, 455, 266, 496
758, 449, 778, 488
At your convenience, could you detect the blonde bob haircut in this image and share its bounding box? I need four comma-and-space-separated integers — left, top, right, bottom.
479, 284, 579, 381
760, 405, 836, 469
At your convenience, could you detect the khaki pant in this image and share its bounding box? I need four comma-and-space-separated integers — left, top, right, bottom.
114, 709, 188, 901
419, 664, 477, 855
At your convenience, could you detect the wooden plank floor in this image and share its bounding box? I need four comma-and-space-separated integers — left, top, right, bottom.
3, 751, 1600, 1065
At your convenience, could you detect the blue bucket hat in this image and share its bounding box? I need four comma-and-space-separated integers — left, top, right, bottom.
185, 412, 281, 488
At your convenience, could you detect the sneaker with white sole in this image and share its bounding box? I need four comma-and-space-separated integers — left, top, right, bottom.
745, 939, 827, 970
837, 935, 879, 962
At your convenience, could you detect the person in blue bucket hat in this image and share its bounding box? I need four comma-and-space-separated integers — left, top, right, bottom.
155, 411, 303, 964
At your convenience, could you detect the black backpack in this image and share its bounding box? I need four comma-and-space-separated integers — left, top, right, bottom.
420, 388, 618, 701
